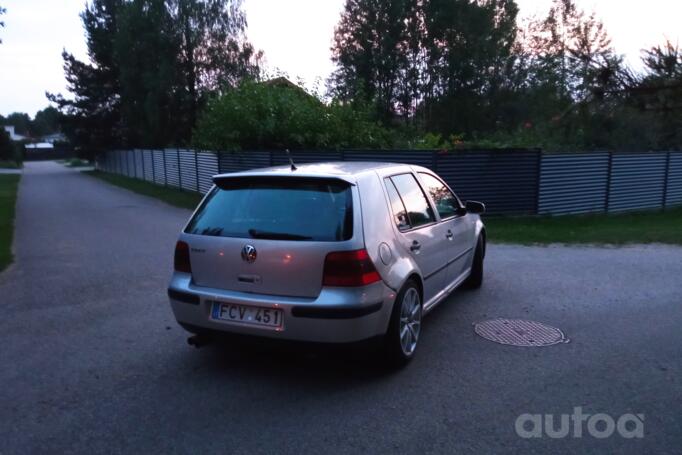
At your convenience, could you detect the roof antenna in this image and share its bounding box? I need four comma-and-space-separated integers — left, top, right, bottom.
286, 149, 297, 171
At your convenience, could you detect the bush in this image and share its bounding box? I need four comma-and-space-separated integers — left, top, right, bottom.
193, 80, 393, 151
0, 130, 22, 166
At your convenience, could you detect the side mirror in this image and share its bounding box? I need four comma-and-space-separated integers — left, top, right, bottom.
465, 200, 486, 215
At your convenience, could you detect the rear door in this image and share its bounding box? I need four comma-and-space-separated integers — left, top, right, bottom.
181, 177, 359, 298
384, 173, 451, 303
417, 172, 475, 283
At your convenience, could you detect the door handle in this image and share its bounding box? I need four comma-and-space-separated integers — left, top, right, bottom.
446, 230, 454, 240
410, 241, 421, 252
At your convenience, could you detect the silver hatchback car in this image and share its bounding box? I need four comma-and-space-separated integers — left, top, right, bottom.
168, 162, 486, 364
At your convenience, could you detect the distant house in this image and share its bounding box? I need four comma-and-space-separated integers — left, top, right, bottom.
41, 132, 67, 144
3, 125, 27, 142
25, 142, 54, 150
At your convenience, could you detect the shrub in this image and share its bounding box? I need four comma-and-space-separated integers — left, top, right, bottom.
193, 80, 392, 151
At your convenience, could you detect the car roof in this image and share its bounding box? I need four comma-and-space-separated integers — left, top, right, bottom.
213, 161, 425, 183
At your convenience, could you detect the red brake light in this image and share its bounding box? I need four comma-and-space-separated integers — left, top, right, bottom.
323, 249, 381, 287
174, 241, 192, 273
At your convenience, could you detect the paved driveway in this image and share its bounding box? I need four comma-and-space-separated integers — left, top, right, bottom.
1, 161, 681, 454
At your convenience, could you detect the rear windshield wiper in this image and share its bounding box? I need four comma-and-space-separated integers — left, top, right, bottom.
248, 229, 312, 241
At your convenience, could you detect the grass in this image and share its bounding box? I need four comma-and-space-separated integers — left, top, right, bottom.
485, 207, 682, 245
83, 170, 203, 210
0, 175, 21, 272
0, 160, 22, 169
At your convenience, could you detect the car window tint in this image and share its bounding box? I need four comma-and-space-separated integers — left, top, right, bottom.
185, 177, 353, 241
389, 173, 435, 228
384, 178, 411, 231
419, 173, 460, 219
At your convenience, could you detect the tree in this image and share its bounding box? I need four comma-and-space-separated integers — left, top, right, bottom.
329, 0, 413, 121
329, 0, 519, 135
168, 0, 261, 136
30, 107, 62, 137
633, 41, 682, 148
47, 0, 124, 154
4, 113, 31, 136
50, 0, 260, 151
0, 3, 5, 44
421, 0, 519, 135
114, 0, 180, 147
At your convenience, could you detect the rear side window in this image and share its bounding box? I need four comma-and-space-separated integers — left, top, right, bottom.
385, 173, 435, 229
419, 172, 461, 219
186, 177, 353, 241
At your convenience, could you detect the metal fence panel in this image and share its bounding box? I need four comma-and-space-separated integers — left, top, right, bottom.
134, 149, 144, 178
179, 150, 198, 192
665, 152, 682, 207
538, 152, 610, 215
608, 152, 667, 212
436, 150, 540, 215
345, 150, 434, 167
218, 151, 271, 173
143, 150, 154, 182
97, 148, 682, 216
196, 151, 219, 194
152, 150, 165, 185
271, 150, 344, 166
126, 150, 135, 177
164, 149, 181, 188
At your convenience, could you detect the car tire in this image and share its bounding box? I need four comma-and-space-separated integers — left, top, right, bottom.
463, 236, 484, 289
384, 279, 422, 367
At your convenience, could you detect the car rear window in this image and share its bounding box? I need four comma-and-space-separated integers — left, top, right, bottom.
185, 177, 353, 241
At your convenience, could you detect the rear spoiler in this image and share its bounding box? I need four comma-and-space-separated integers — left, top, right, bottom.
212, 172, 356, 187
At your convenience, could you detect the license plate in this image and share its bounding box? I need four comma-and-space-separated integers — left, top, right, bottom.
210, 301, 283, 329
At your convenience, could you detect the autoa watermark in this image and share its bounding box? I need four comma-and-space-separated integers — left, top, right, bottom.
515, 407, 644, 439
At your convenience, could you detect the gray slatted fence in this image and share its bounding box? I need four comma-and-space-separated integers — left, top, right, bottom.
608, 153, 668, 212
539, 152, 610, 215
665, 152, 682, 207
96, 149, 682, 216
196, 152, 218, 194
435, 150, 540, 215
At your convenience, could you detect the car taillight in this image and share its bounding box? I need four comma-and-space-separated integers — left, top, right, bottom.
174, 240, 192, 273
322, 249, 381, 287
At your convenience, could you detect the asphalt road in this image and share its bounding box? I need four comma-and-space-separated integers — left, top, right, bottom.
1, 161, 681, 454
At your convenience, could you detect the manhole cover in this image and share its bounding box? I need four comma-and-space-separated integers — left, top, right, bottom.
474, 318, 568, 347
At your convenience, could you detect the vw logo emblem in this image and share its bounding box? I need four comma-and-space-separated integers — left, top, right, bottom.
241, 244, 257, 263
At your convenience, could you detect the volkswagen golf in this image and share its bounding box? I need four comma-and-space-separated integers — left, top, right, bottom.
168, 162, 486, 364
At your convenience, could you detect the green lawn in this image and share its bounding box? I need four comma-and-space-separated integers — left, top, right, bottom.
485, 207, 682, 245
0, 175, 21, 272
83, 170, 203, 210
0, 160, 22, 169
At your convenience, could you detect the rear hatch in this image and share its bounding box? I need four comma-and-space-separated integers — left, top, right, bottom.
182, 176, 358, 298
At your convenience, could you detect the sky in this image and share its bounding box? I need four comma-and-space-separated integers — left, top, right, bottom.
0, 0, 680, 117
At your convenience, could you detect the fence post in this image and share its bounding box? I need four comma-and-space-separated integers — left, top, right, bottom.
662, 151, 671, 209
141, 150, 145, 180
194, 150, 200, 192
534, 150, 542, 215
177, 149, 183, 189
604, 151, 613, 213
431, 150, 438, 172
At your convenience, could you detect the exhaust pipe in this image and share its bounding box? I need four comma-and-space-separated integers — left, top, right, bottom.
187, 334, 212, 348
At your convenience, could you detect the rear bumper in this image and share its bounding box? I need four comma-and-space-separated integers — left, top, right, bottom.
167, 273, 396, 343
